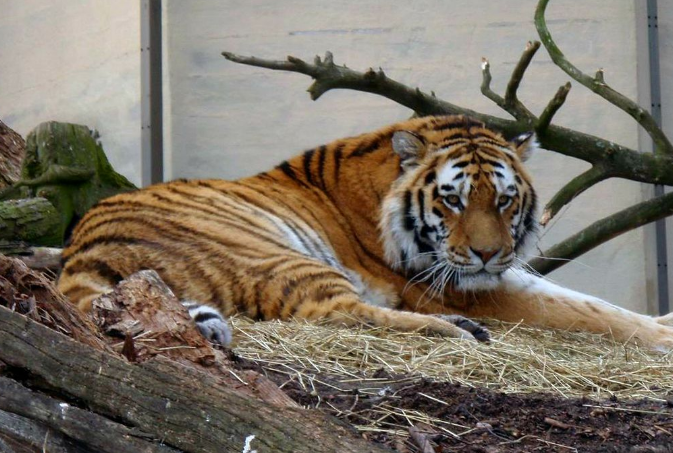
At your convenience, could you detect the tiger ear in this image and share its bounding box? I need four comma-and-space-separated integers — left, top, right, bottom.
392, 130, 426, 166
511, 131, 538, 162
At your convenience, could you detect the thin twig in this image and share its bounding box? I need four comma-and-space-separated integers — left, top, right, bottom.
503, 41, 540, 121
582, 404, 673, 416
480, 58, 507, 110
540, 164, 610, 226
544, 417, 571, 429
537, 82, 571, 133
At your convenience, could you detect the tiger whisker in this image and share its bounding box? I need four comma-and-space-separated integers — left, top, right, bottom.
413, 262, 449, 309
402, 262, 443, 298
392, 250, 441, 267
519, 254, 596, 270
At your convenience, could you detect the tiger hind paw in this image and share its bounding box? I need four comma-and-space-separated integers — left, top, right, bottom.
181, 301, 232, 346
655, 312, 673, 327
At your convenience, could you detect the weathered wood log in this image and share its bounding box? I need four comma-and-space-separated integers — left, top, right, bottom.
0, 306, 389, 453
91, 269, 300, 407
0, 120, 25, 188
0, 409, 94, 453
8, 246, 63, 270
0, 121, 137, 245
0, 378, 180, 453
0, 255, 109, 351
0, 257, 387, 452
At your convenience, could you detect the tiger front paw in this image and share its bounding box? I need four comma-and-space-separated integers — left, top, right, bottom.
435, 314, 490, 343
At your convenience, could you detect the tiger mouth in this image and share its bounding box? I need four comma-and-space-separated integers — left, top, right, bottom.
455, 270, 503, 291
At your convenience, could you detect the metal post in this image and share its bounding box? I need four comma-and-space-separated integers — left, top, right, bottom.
141, 0, 164, 186
647, 0, 670, 315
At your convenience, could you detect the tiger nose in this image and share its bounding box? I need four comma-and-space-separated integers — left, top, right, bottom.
470, 248, 499, 264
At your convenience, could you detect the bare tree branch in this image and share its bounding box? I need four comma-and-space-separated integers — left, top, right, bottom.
222, 51, 673, 186
222, 49, 673, 274
530, 190, 673, 274
223, 51, 473, 117
534, 0, 673, 156
540, 165, 611, 226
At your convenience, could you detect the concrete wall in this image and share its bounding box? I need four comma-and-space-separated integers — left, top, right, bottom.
0, 1, 660, 313
0, 0, 142, 185
163, 0, 651, 312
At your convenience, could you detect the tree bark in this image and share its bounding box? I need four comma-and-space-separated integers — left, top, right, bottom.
0, 255, 109, 351
0, 408, 96, 453
0, 120, 25, 189
0, 378, 180, 453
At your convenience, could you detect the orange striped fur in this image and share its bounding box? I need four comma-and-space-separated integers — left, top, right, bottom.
58, 115, 673, 350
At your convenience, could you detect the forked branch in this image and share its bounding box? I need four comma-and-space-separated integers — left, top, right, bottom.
480, 41, 539, 124
535, 0, 673, 156
222, 51, 673, 185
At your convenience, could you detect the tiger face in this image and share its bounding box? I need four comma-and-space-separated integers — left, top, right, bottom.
380, 119, 538, 291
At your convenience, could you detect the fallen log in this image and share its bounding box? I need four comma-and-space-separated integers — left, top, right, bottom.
7, 246, 62, 270
0, 256, 388, 452
0, 306, 388, 452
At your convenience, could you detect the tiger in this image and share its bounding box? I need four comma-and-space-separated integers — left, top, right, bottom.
57, 115, 673, 351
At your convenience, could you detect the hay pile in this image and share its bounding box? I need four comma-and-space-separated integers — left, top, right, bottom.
231, 317, 673, 401
231, 318, 673, 442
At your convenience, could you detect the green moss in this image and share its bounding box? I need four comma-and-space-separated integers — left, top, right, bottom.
0, 198, 61, 246
1, 121, 137, 246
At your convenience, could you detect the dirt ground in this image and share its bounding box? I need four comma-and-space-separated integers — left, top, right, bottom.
234, 356, 673, 452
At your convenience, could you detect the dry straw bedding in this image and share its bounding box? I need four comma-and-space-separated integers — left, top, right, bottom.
230, 317, 673, 402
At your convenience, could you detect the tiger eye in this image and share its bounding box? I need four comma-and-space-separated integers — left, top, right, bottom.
446, 195, 461, 206
498, 195, 511, 206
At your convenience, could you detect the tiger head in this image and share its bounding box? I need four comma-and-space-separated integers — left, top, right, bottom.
380, 116, 538, 291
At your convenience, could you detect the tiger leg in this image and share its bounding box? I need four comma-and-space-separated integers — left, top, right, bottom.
464, 271, 673, 352
249, 257, 485, 341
